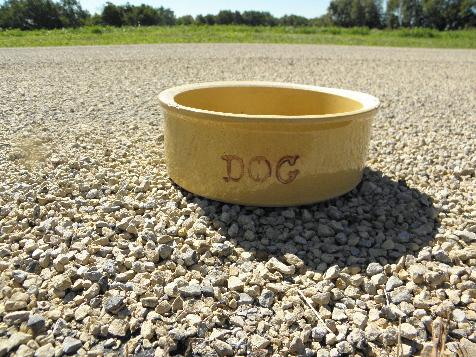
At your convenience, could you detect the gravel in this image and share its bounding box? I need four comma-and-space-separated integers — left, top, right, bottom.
0, 44, 475, 356
104, 295, 125, 314
62, 336, 82, 354
27, 314, 46, 334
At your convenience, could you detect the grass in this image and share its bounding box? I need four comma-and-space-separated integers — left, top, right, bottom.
0, 25, 475, 48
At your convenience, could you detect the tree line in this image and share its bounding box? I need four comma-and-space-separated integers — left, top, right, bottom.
328, 0, 476, 30
0, 0, 474, 30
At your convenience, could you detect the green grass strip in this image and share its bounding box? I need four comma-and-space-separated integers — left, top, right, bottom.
0, 25, 475, 48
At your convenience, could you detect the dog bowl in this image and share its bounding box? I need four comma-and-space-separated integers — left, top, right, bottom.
158, 81, 379, 207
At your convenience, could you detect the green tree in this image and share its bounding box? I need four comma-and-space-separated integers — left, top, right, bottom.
386, 0, 422, 27
58, 0, 88, 27
0, 0, 25, 28
328, 0, 354, 26
156, 6, 175, 25
101, 3, 175, 27
402, 0, 424, 27
84, 13, 101, 26
279, 15, 310, 26
329, 0, 383, 27
241, 11, 277, 26
231, 11, 244, 24
121, 4, 135, 25
386, 0, 402, 27
386, 0, 475, 29
132, 5, 161, 26
195, 14, 206, 25
101, 2, 123, 26
363, 0, 383, 27
459, 0, 476, 27
422, 0, 447, 29
177, 15, 194, 25
203, 14, 216, 25
310, 14, 333, 26
440, 0, 476, 29
351, 0, 366, 26
215, 10, 245, 25
216, 10, 234, 24
0, 0, 63, 29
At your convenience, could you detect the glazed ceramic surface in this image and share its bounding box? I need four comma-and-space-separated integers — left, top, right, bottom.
158, 81, 379, 207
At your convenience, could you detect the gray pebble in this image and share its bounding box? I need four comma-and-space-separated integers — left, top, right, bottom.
385, 276, 403, 291
366, 262, 384, 275
63, 336, 82, 354
179, 284, 202, 298
12, 270, 27, 283
238, 293, 254, 305
312, 325, 328, 341
27, 314, 46, 333
201, 285, 215, 297
104, 295, 125, 314
389, 286, 412, 304
258, 289, 275, 308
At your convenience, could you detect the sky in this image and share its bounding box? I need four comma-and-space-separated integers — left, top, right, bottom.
79, 0, 331, 18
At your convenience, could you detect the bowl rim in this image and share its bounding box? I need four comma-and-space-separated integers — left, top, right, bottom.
158, 81, 379, 123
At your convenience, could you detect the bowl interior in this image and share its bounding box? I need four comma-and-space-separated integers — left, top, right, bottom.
173, 86, 363, 116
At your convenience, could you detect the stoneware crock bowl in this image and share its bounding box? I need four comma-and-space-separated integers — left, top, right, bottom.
158, 81, 379, 207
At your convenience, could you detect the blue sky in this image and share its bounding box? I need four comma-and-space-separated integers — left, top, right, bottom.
79, 0, 331, 18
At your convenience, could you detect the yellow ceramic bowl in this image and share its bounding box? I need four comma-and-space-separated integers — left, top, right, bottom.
158, 81, 379, 207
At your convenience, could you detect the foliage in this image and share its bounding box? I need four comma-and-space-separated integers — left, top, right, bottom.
0, 0, 88, 29
59, 0, 88, 27
328, 0, 384, 28
0, 1, 474, 31
215, 10, 238, 25
176, 15, 194, 25
0, 0, 62, 29
385, 0, 476, 29
279, 15, 310, 26
100, 2, 176, 27
101, 2, 122, 27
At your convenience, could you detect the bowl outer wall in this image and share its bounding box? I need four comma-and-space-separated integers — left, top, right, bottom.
161, 109, 376, 207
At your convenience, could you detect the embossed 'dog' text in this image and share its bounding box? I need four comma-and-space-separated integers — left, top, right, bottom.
221, 155, 300, 184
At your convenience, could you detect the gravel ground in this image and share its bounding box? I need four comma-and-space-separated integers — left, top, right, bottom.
0, 44, 475, 357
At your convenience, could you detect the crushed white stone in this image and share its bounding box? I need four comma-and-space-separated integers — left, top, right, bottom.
0, 44, 475, 356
